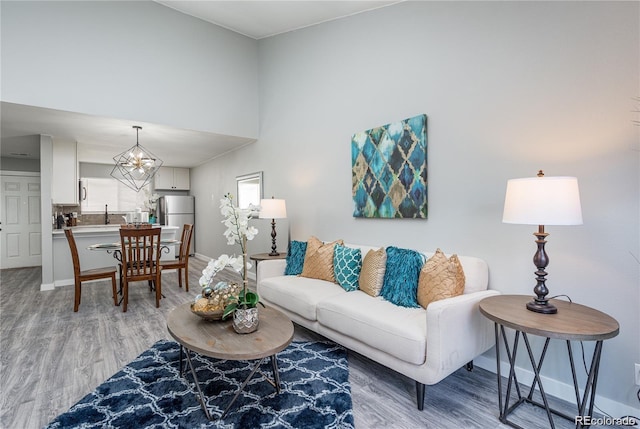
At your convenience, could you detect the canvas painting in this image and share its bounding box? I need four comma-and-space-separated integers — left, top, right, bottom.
352, 114, 427, 218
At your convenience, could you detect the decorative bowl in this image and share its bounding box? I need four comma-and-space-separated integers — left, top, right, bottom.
190, 282, 240, 321
190, 302, 225, 321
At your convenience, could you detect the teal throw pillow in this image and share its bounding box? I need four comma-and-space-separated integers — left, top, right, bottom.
284, 240, 307, 275
333, 244, 362, 291
380, 246, 425, 308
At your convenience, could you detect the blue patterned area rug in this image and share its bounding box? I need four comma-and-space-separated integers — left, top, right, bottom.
45, 339, 354, 429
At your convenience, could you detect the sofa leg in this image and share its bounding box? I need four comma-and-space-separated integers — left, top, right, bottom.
466, 361, 474, 371
415, 381, 425, 410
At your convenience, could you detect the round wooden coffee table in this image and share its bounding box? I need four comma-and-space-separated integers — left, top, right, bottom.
167, 303, 294, 420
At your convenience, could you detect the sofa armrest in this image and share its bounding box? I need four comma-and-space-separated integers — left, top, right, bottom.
423, 290, 500, 384
256, 259, 287, 283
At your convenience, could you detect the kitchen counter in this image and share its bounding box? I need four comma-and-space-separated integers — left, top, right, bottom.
52, 225, 179, 288
52, 224, 175, 235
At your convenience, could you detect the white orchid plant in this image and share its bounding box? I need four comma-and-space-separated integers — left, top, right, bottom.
198, 193, 262, 319
199, 254, 243, 289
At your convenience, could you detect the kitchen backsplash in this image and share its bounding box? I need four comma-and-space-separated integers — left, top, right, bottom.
78, 213, 126, 226
52, 204, 130, 227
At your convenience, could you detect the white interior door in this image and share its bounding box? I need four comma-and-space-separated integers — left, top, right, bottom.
1, 174, 42, 269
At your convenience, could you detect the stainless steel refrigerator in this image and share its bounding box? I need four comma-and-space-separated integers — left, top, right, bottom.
158, 195, 195, 255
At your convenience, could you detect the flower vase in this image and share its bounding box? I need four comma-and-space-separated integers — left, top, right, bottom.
233, 307, 259, 334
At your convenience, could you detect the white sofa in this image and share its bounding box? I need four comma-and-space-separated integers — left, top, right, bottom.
257, 244, 500, 410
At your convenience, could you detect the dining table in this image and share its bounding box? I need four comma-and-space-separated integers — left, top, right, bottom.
88, 238, 181, 304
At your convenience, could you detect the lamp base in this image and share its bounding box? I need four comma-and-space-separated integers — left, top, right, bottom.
268, 251, 281, 257
526, 300, 557, 314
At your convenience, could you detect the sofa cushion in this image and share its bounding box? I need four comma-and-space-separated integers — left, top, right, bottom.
259, 275, 345, 321
317, 291, 427, 365
333, 244, 362, 291
380, 246, 425, 308
417, 248, 465, 308
359, 247, 387, 297
301, 236, 344, 282
284, 240, 307, 275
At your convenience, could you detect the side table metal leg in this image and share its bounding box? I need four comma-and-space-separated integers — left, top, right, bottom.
581, 341, 604, 423
271, 355, 282, 394
527, 337, 551, 401
494, 323, 504, 419
503, 329, 524, 420
566, 341, 582, 410
522, 333, 555, 429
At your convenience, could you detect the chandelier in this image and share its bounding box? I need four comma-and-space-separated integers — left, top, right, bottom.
110, 125, 163, 192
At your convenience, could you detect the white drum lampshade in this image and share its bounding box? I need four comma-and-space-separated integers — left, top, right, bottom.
502, 171, 583, 314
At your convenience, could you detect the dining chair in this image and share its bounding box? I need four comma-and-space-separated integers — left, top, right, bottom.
160, 224, 193, 292
119, 227, 163, 312
64, 229, 118, 312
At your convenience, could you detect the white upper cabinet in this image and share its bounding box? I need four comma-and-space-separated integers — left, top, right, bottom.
154, 167, 190, 190
52, 140, 78, 205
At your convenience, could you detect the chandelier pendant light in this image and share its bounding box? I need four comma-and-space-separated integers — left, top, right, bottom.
110, 125, 163, 192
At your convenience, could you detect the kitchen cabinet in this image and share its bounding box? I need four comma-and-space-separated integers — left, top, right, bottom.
154, 167, 190, 190
52, 140, 78, 204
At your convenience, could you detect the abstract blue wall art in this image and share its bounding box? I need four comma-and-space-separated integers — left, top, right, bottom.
352, 114, 427, 218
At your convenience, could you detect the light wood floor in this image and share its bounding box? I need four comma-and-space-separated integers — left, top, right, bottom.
1, 259, 603, 429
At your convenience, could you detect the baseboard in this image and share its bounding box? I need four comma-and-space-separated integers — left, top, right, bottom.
474, 354, 639, 421
54, 279, 74, 288
193, 253, 209, 261
40, 282, 55, 291
52, 278, 119, 289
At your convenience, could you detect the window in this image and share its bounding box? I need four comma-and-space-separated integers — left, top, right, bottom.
80, 177, 145, 212
236, 172, 263, 215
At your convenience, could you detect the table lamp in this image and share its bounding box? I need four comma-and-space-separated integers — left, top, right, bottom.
259, 198, 287, 256
502, 170, 583, 314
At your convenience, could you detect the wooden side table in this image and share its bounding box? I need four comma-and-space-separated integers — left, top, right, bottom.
250, 252, 287, 263
479, 295, 619, 429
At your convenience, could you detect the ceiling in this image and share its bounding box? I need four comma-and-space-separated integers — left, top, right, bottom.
156, 1, 402, 40
1, 1, 401, 167
0, 102, 256, 168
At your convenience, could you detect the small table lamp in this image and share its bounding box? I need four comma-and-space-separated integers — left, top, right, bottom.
502, 170, 583, 314
259, 198, 287, 256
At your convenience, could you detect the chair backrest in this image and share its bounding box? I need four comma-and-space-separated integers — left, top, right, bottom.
64, 229, 81, 278
177, 224, 194, 263
120, 227, 162, 280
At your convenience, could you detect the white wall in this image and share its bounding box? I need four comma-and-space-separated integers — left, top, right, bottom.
39, 135, 54, 290
1, 1, 259, 139
191, 1, 639, 414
